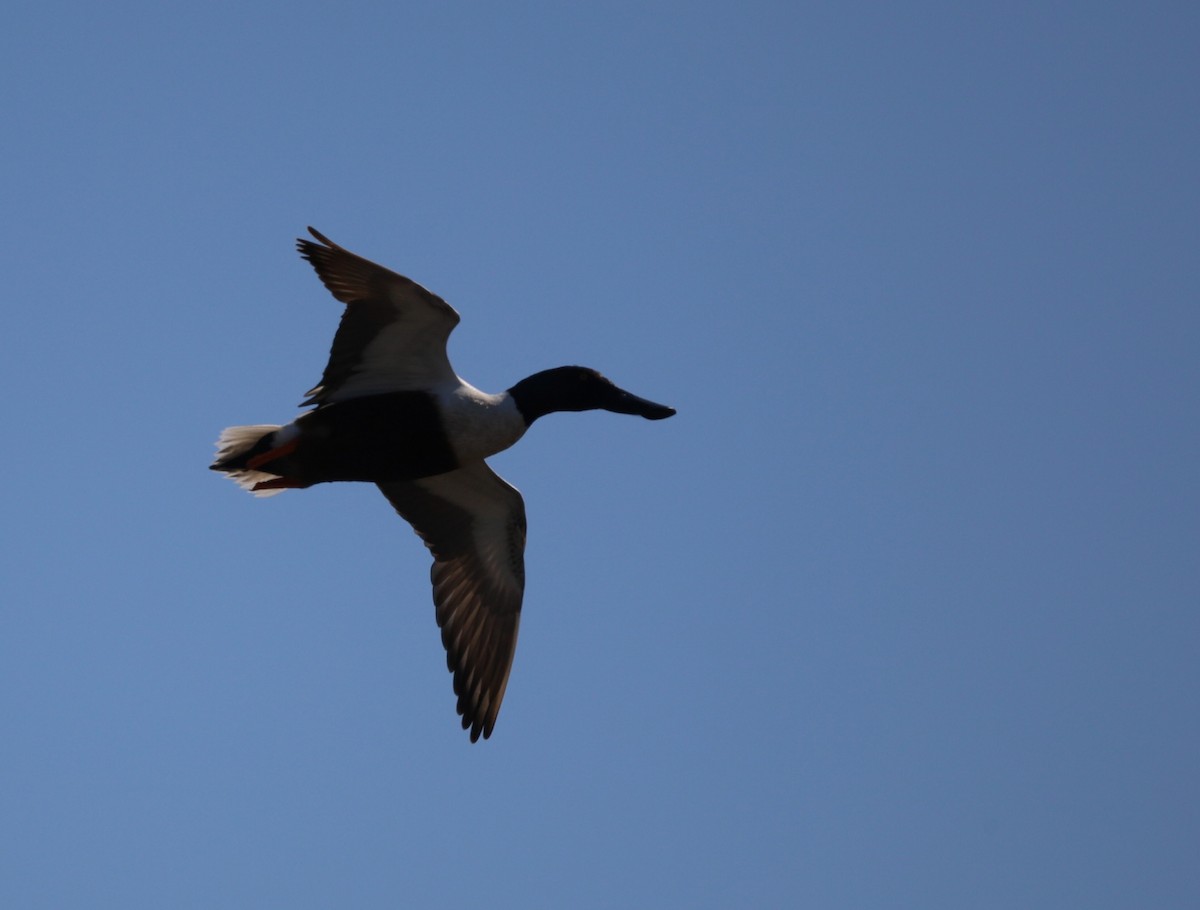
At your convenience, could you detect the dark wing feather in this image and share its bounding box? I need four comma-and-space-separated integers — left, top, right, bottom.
296, 227, 461, 406
377, 463, 526, 742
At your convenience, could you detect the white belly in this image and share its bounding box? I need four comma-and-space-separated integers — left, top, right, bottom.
438, 382, 528, 464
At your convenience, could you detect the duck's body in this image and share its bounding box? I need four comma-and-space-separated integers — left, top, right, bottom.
215, 384, 526, 490
211, 228, 674, 741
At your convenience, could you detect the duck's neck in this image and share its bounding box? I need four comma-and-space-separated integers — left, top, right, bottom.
507, 368, 581, 425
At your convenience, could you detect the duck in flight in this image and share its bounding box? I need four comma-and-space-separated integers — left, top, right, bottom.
210, 228, 675, 741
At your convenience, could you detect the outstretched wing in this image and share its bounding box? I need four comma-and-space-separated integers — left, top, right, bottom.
297, 227, 461, 406
377, 462, 527, 742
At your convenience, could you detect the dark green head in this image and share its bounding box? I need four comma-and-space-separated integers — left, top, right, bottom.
509, 366, 676, 425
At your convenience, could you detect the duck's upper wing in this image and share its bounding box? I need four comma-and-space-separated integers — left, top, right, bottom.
377, 462, 527, 742
296, 227, 461, 406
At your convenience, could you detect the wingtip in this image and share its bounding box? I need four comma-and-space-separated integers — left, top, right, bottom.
306, 225, 335, 247
459, 701, 495, 743
296, 227, 336, 264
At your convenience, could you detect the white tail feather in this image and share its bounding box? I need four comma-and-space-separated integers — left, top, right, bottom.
213, 424, 286, 497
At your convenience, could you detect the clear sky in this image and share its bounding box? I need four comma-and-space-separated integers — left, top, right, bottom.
2, 2, 1197, 907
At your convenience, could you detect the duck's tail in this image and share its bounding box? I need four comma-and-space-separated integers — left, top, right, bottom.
210, 424, 289, 497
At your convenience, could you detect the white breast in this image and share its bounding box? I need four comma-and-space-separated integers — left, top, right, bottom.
437, 381, 528, 464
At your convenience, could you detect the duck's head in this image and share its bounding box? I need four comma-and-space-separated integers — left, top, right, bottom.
510, 366, 676, 425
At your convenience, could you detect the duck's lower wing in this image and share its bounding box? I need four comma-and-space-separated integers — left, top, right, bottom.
377, 462, 527, 742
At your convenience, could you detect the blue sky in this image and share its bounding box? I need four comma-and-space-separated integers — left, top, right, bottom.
2, 1, 1197, 907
